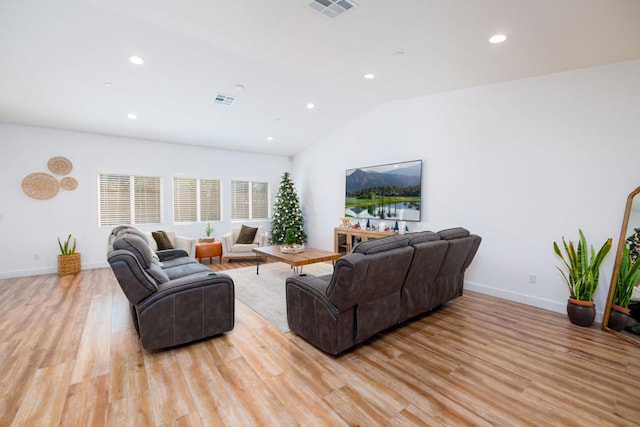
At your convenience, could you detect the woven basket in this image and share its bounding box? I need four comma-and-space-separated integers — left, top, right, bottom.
58, 253, 81, 275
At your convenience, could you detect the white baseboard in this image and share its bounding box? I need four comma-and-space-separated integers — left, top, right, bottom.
464, 281, 605, 323
0, 262, 109, 279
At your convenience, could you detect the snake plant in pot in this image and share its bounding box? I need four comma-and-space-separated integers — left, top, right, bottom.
57, 234, 81, 275
608, 245, 640, 331
553, 229, 612, 327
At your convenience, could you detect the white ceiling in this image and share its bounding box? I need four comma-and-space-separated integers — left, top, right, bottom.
1, 0, 640, 156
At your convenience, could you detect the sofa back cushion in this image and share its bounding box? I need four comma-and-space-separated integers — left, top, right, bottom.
353, 233, 409, 254
112, 233, 169, 284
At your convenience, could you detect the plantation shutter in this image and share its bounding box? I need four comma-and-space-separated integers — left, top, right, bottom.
134, 176, 162, 224
173, 177, 197, 223
99, 174, 131, 226
251, 182, 268, 219
200, 179, 221, 221
98, 173, 162, 226
231, 180, 249, 220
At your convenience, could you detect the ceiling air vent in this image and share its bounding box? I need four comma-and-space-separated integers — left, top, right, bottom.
308, 0, 357, 18
213, 93, 236, 106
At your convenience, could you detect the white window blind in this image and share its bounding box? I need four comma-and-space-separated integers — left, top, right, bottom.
200, 179, 221, 221
98, 174, 162, 226
173, 178, 197, 223
231, 180, 268, 220
173, 177, 221, 223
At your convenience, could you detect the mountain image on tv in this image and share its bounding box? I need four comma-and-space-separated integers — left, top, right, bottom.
345, 160, 422, 222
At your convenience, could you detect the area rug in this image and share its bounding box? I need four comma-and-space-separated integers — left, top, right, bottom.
221, 262, 334, 333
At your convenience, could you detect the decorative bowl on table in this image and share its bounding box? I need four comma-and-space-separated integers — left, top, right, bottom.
280, 244, 304, 254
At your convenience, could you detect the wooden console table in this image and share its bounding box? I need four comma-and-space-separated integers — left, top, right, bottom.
334, 227, 396, 255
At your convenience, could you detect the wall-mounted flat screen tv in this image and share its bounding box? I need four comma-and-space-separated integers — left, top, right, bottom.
345, 159, 422, 222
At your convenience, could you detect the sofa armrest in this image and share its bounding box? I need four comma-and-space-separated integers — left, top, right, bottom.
156, 249, 189, 261
258, 230, 269, 247
221, 232, 234, 253
173, 235, 196, 257
135, 272, 235, 349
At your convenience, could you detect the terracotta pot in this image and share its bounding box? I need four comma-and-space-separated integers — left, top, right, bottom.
566, 298, 595, 327
608, 305, 630, 332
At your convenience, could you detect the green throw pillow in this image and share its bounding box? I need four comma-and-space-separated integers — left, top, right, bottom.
236, 225, 258, 244
151, 230, 174, 250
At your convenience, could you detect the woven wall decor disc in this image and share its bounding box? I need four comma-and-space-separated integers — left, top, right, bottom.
47, 156, 73, 175
21, 172, 60, 200
60, 176, 78, 190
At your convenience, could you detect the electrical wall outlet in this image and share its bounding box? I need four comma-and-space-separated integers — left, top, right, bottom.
34, 253, 39, 260
528, 273, 536, 284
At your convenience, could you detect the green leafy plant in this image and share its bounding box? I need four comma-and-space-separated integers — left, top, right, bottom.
553, 229, 612, 301
204, 223, 214, 237
58, 234, 77, 255
613, 245, 640, 308
285, 228, 296, 246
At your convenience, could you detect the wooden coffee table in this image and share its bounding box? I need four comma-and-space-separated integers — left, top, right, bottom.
252, 245, 342, 275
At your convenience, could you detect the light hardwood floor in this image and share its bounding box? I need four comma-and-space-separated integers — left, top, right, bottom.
1, 263, 639, 426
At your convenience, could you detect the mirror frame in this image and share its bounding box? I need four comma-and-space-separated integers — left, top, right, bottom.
602, 185, 640, 347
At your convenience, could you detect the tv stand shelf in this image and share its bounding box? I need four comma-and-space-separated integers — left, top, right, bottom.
334, 227, 396, 255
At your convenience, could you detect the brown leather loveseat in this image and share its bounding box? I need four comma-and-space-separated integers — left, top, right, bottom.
285, 227, 481, 355
107, 226, 235, 350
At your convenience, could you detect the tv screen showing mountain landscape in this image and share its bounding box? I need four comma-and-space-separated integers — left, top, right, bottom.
345, 160, 422, 222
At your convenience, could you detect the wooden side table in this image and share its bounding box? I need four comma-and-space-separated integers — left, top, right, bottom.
195, 241, 223, 264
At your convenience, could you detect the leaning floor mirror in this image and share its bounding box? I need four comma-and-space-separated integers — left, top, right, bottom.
602, 185, 640, 346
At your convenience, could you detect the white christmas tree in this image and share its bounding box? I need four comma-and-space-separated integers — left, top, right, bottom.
270, 172, 308, 245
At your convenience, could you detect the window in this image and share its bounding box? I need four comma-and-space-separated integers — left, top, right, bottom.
98, 174, 162, 226
231, 180, 269, 220
173, 177, 221, 223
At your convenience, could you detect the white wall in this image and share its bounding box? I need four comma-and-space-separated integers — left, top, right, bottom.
293, 59, 640, 320
0, 124, 290, 277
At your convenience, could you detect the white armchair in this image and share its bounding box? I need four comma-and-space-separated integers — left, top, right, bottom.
144, 231, 196, 257
221, 226, 268, 262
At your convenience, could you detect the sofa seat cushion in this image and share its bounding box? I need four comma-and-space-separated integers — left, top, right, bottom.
161, 257, 199, 269
163, 262, 211, 280
231, 243, 259, 253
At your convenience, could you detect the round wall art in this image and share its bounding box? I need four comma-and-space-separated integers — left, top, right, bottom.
60, 176, 78, 190
21, 172, 60, 200
47, 156, 73, 175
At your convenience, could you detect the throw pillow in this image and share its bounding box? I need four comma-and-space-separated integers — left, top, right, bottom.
236, 224, 258, 244
152, 231, 174, 250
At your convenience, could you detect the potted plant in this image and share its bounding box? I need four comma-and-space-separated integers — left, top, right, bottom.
608, 245, 640, 331
57, 234, 81, 275
281, 228, 304, 253
200, 223, 215, 243
553, 229, 612, 327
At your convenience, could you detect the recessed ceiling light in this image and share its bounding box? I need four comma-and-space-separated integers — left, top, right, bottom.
266, 136, 274, 141
489, 34, 507, 44
235, 84, 245, 91
394, 51, 405, 56
127, 113, 138, 120
129, 55, 145, 65
364, 73, 375, 80
103, 82, 112, 87
306, 103, 315, 109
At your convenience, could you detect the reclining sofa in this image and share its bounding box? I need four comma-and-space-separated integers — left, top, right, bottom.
107, 225, 235, 350
285, 227, 481, 355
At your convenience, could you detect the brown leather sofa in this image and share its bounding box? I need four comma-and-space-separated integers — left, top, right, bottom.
285, 228, 481, 355
107, 226, 234, 350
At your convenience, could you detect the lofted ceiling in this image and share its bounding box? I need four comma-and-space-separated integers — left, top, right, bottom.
1, 0, 640, 156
